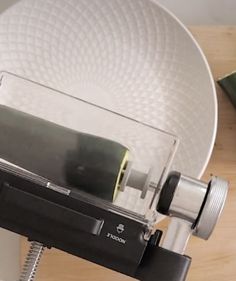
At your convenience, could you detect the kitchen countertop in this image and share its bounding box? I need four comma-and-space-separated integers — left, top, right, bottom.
21, 26, 236, 281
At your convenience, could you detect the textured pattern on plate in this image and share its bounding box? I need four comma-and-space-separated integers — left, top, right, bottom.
0, 0, 216, 177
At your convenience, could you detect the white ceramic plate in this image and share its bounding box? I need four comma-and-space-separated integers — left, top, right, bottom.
0, 1, 217, 279
0, 0, 216, 178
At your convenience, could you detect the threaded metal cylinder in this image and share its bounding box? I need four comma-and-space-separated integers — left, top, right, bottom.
19, 241, 45, 281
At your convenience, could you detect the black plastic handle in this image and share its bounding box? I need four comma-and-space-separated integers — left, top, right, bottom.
0, 183, 104, 236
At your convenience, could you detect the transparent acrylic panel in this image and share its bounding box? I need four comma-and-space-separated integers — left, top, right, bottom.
0, 72, 179, 226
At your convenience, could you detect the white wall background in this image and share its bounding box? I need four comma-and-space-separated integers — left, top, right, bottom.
0, 0, 236, 25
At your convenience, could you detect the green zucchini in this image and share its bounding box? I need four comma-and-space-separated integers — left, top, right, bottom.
0, 105, 129, 201
218, 71, 236, 108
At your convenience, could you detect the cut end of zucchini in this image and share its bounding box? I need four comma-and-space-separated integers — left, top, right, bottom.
113, 149, 129, 201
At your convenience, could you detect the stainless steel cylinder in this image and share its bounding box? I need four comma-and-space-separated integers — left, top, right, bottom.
158, 172, 229, 253
170, 175, 208, 222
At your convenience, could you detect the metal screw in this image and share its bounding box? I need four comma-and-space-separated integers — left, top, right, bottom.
19, 241, 45, 281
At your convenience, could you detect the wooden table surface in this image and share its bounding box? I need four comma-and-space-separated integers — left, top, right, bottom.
21, 26, 236, 281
